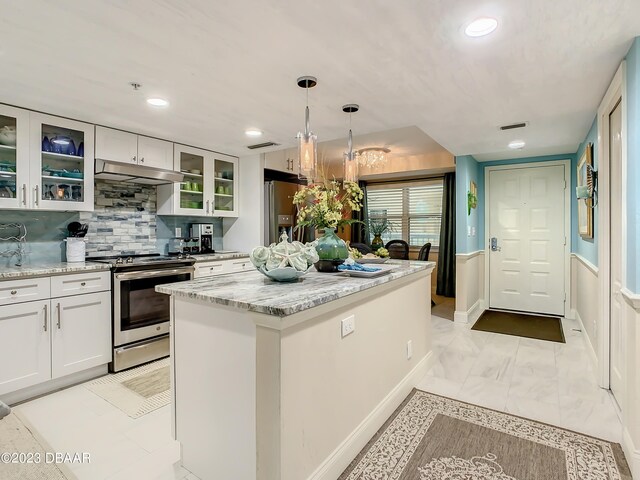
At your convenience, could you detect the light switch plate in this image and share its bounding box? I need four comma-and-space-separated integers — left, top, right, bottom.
341, 315, 355, 338
175, 227, 182, 237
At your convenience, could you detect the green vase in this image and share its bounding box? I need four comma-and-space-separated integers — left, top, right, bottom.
314, 228, 349, 272
371, 234, 384, 251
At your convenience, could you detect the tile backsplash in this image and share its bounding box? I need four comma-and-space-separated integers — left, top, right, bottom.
79, 181, 158, 255
0, 180, 223, 265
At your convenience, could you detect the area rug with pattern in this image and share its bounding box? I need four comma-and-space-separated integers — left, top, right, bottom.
84, 358, 170, 418
340, 389, 631, 480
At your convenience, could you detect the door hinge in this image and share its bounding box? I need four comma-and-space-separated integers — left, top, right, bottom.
564, 236, 567, 246
564, 292, 567, 302
564, 180, 567, 189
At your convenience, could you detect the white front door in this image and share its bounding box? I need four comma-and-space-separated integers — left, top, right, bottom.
488, 165, 566, 315
609, 99, 624, 404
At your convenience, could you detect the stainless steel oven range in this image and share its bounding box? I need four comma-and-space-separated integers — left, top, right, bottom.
88, 254, 195, 372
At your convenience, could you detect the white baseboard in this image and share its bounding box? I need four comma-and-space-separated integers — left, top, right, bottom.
454, 299, 485, 325
574, 310, 598, 376
3, 365, 108, 406
623, 428, 640, 479
307, 351, 434, 480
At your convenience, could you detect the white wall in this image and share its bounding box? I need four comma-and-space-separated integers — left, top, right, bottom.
223, 153, 264, 251
454, 251, 484, 324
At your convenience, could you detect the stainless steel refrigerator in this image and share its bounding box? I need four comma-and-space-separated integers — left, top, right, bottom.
264, 180, 311, 245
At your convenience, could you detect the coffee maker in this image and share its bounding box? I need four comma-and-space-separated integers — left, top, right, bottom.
191, 223, 214, 254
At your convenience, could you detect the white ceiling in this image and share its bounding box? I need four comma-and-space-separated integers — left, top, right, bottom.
0, 1, 638, 160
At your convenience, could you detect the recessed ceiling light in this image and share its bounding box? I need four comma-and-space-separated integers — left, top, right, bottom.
245, 129, 263, 137
464, 17, 498, 37
147, 98, 169, 107
508, 140, 526, 149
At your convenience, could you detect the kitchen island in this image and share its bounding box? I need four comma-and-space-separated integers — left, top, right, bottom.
157, 260, 435, 480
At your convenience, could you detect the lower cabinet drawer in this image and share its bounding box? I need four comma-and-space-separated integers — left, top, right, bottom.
50, 271, 111, 298
0, 277, 50, 306
195, 262, 225, 278
227, 259, 250, 272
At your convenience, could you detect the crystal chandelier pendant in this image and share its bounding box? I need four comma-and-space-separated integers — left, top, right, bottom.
357, 147, 390, 169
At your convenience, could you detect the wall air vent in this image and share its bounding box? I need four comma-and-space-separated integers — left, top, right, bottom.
247, 142, 280, 150
499, 122, 528, 131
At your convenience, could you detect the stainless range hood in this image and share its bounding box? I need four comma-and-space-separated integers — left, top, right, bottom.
95, 159, 184, 185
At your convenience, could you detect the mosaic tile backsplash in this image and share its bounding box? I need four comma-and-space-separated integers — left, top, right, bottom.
0, 180, 223, 264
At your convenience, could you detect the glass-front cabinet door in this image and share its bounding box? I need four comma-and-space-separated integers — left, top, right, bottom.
157, 144, 215, 216
0, 105, 30, 209
213, 154, 238, 217
29, 113, 94, 211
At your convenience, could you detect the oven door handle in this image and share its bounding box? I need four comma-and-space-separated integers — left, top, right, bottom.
115, 267, 194, 281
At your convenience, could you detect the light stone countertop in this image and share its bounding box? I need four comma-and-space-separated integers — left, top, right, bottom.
156, 260, 435, 317
0, 261, 111, 280
190, 252, 249, 262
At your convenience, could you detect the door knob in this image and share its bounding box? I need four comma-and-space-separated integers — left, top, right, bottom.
490, 237, 501, 252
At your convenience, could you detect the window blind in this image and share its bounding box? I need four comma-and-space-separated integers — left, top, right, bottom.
366, 180, 443, 247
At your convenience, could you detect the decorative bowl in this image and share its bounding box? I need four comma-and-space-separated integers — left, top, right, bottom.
0, 126, 17, 146
314, 259, 346, 272
257, 265, 312, 282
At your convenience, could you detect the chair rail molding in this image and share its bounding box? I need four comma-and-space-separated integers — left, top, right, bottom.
620, 287, 640, 311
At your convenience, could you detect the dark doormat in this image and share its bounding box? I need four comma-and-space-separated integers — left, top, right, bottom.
471, 309, 565, 343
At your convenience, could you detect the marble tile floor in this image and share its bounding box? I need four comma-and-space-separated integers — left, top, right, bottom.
11, 313, 621, 480
417, 314, 623, 443
13, 384, 200, 480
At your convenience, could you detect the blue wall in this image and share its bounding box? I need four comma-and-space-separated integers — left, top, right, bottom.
455, 155, 481, 254
572, 117, 598, 265
626, 37, 640, 292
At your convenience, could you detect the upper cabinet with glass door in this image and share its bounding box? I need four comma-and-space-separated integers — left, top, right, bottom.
0, 105, 30, 209
212, 154, 238, 217
157, 144, 213, 216
29, 113, 95, 211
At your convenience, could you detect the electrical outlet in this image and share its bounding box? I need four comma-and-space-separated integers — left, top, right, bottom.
341, 315, 355, 338
175, 227, 182, 237
407, 340, 413, 359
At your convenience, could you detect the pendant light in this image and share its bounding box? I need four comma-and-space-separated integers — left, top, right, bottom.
296, 76, 318, 183
342, 104, 359, 183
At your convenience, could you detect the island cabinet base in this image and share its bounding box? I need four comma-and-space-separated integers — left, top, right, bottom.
171, 269, 433, 480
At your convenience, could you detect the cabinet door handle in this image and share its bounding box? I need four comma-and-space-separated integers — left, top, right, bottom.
43, 304, 48, 332
22, 184, 27, 205
56, 303, 61, 329
206, 200, 210, 214
132, 155, 137, 163
140, 157, 144, 163
10, 290, 17, 295
80, 282, 86, 287
34, 185, 39, 206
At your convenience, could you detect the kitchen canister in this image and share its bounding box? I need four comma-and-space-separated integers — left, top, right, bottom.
65, 237, 86, 262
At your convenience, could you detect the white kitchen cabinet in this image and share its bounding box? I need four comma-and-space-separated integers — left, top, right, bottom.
264, 148, 298, 175
0, 106, 94, 211
0, 300, 50, 396
0, 271, 111, 399
94, 126, 138, 165
193, 258, 251, 278
157, 146, 239, 218
0, 104, 30, 209
51, 291, 111, 378
29, 112, 95, 212
95, 126, 175, 171
137, 135, 174, 170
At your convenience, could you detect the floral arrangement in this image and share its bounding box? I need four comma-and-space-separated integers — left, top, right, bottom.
293, 180, 364, 230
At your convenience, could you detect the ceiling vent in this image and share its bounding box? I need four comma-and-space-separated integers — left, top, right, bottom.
499, 122, 528, 131
247, 141, 280, 150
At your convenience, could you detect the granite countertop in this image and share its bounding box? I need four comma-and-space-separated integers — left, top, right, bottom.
0, 261, 111, 280
156, 260, 435, 317
190, 252, 249, 262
